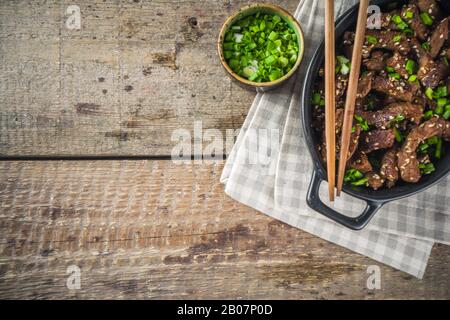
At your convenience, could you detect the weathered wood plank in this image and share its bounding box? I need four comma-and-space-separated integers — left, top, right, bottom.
0, 0, 299, 156
0, 161, 448, 299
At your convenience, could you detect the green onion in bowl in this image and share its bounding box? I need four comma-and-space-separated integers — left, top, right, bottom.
218, 4, 304, 90
222, 12, 299, 82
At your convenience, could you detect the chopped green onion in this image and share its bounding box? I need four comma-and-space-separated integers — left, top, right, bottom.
268, 31, 278, 41
234, 33, 243, 43
344, 169, 364, 183
243, 66, 257, 78
268, 69, 282, 81
425, 87, 434, 100
392, 15, 409, 30
278, 56, 289, 67
229, 59, 239, 69
444, 105, 450, 120
393, 128, 403, 142
419, 163, 435, 175
422, 42, 431, 51
223, 42, 234, 50
402, 28, 414, 35
392, 15, 403, 24
428, 136, 439, 145
420, 12, 433, 26
273, 15, 281, 24
337, 56, 351, 75
435, 138, 442, 159
289, 53, 298, 64
337, 56, 349, 64
355, 115, 369, 131
392, 35, 402, 43
265, 55, 277, 65
419, 143, 429, 153
248, 42, 257, 50
351, 126, 356, 133
405, 11, 414, 19
444, 57, 449, 66
437, 97, 447, 108
223, 51, 233, 59
393, 114, 405, 123
352, 177, 369, 186
340, 63, 350, 75
408, 75, 418, 83
366, 35, 378, 45
424, 110, 434, 120
389, 72, 401, 79
405, 59, 416, 75
385, 66, 395, 73
435, 86, 448, 99
312, 92, 322, 105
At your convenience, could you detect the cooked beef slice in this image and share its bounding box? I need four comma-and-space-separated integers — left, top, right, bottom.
382, 95, 401, 106
344, 31, 411, 58
381, 11, 400, 30
333, 110, 361, 161
414, 0, 441, 19
372, 76, 419, 102
348, 124, 362, 160
366, 172, 385, 190
337, 95, 346, 109
319, 108, 345, 164
348, 151, 373, 173
402, 4, 429, 40
361, 129, 396, 153
417, 53, 449, 88
336, 74, 349, 99
357, 72, 373, 99
342, 31, 354, 60
430, 17, 449, 58
365, 30, 411, 56
335, 108, 344, 133
380, 147, 399, 187
363, 51, 388, 72
398, 117, 450, 182
386, 52, 410, 79
362, 102, 424, 129
411, 37, 429, 60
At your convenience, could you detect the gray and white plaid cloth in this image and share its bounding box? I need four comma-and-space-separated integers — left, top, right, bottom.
221, 0, 450, 278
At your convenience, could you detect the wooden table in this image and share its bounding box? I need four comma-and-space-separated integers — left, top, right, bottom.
0, 0, 448, 299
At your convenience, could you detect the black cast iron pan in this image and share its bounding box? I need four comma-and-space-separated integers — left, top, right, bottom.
301, 0, 450, 230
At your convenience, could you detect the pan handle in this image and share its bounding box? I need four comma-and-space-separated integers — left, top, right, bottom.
306, 169, 385, 230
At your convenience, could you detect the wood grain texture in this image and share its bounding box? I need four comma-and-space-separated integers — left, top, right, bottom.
0, 0, 299, 156
0, 161, 448, 299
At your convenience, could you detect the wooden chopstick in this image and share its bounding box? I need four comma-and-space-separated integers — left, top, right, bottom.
325, 0, 336, 201
336, 0, 369, 196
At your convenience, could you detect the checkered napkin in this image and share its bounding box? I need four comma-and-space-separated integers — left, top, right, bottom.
221, 0, 450, 278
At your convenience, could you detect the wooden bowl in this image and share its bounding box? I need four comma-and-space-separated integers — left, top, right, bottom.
217, 3, 305, 91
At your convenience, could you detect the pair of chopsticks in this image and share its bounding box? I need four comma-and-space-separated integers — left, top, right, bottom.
324, 0, 369, 201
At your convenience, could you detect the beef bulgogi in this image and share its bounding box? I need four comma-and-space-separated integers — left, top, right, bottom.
312, 0, 450, 190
